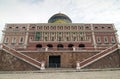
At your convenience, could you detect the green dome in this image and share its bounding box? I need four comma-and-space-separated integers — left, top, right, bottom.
48, 13, 72, 23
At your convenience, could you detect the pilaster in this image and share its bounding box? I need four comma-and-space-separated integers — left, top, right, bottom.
1, 33, 5, 44
24, 24, 29, 48
91, 24, 97, 48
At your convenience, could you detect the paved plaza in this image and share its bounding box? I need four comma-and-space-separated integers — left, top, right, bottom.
0, 69, 120, 79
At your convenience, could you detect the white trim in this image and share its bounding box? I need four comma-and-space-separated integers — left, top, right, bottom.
81, 48, 118, 68
91, 24, 97, 48
80, 44, 118, 68
24, 24, 29, 48
3, 48, 41, 69
111, 36, 115, 44
104, 36, 108, 43
2, 44, 43, 69
1, 33, 5, 43
4, 36, 9, 43
19, 36, 24, 43
96, 36, 101, 44
11, 37, 16, 43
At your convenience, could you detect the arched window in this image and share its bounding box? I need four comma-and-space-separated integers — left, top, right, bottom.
57, 44, 64, 48
68, 44, 74, 48
79, 44, 85, 48
68, 44, 74, 50
36, 44, 42, 48
47, 44, 53, 48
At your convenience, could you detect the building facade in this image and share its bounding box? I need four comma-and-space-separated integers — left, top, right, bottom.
0, 13, 120, 70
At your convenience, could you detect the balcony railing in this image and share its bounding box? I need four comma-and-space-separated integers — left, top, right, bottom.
17, 47, 108, 52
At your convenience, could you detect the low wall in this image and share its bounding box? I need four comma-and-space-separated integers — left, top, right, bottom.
0, 49, 120, 70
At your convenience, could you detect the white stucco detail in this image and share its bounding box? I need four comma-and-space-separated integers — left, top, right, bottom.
91, 24, 97, 48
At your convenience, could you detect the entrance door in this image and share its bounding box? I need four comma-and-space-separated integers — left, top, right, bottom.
49, 55, 61, 68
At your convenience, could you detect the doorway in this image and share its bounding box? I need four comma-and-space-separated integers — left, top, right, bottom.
49, 55, 61, 68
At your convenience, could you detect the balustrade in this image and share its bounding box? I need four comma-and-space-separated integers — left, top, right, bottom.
76, 44, 118, 69
2, 44, 45, 70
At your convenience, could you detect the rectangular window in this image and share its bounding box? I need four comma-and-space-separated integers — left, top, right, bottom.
12, 37, 16, 43
80, 37, 84, 41
58, 37, 62, 41
66, 37, 69, 41
19, 37, 24, 43
35, 32, 41, 41
111, 36, 115, 43
11, 37, 16, 45
29, 37, 33, 41
45, 37, 47, 41
79, 32, 84, 36
51, 37, 54, 41
104, 36, 108, 44
96, 37, 101, 43
4, 37, 9, 43
73, 37, 76, 41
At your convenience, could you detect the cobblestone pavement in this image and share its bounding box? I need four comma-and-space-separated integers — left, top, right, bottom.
0, 70, 120, 79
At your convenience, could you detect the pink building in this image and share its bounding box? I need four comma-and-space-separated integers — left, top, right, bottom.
0, 13, 120, 70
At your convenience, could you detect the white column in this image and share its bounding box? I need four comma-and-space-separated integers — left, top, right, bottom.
45, 47, 48, 51
1, 24, 7, 44
113, 24, 120, 44
24, 24, 29, 48
91, 24, 97, 48
115, 33, 119, 44
40, 62, 45, 70
76, 61, 81, 70
0, 33, 5, 49
1, 33, 5, 44
73, 47, 76, 51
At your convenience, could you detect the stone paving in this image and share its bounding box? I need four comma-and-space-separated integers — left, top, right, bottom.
0, 70, 120, 79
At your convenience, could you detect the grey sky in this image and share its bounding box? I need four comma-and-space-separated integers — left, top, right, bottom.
0, 0, 120, 41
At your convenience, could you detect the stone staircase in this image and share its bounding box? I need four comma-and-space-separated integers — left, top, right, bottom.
76, 44, 119, 69
1, 44, 45, 70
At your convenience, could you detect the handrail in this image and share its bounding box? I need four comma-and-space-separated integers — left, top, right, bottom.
78, 44, 118, 68
3, 44, 41, 64
2, 44, 44, 69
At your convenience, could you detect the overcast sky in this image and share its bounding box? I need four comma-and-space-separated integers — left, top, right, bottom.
0, 0, 120, 41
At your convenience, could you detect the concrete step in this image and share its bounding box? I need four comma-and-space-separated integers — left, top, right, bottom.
0, 68, 120, 74
41, 68, 76, 73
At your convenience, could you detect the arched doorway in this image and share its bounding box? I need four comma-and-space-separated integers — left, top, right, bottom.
47, 44, 53, 48
68, 44, 74, 50
79, 44, 85, 48
47, 44, 53, 50
36, 44, 42, 48
57, 44, 64, 50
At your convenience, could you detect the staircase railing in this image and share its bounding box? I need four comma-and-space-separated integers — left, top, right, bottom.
1, 44, 45, 70
76, 44, 118, 69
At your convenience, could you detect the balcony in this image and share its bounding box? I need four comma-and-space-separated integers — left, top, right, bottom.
17, 47, 107, 52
